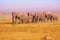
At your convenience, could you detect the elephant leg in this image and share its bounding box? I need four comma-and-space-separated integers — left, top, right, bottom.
17, 17, 21, 24
22, 20, 23, 23
32, 16, 36, 23
21, 19, 24, 23
47, 18, 49, 21
53, 17, 58, 21
27, 19, 30, 23
55, 18, 58, 21
39, 19, 40, 22
32, 18, 34, 23
35, 18, 38, 23
15, 16, 18, 23
49, 18, 51, 22
50, 16, 53, 22
12, 16, 15, 24
39, 19, 42, 22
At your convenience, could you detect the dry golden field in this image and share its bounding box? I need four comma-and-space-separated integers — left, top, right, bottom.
0, 13, 60, 40
0, 19, 60, 40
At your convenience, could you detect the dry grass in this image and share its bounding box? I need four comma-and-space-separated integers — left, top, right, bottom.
0, 18, 60, 40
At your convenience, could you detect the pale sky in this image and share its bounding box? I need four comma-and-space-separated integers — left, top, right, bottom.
0, 0, 60, 12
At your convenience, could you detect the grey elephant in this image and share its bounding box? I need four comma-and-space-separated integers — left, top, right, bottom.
43, 12, 58, 22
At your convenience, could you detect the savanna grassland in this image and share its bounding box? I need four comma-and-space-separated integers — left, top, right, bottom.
0, 12, 60, 40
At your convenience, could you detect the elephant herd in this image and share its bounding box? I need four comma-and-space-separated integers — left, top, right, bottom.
12, 12, 58, 24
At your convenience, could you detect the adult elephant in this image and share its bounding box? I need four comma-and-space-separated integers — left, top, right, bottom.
43, 11, 58, 22
12, 12, 33, 23
12, 12, 26, 23
30, 12, 45, 23
37, 13, 45, 22
30, 13, 38, 23
12, 12, 21, 23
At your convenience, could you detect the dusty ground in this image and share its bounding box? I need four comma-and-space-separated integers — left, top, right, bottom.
0, 18, 60, 40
